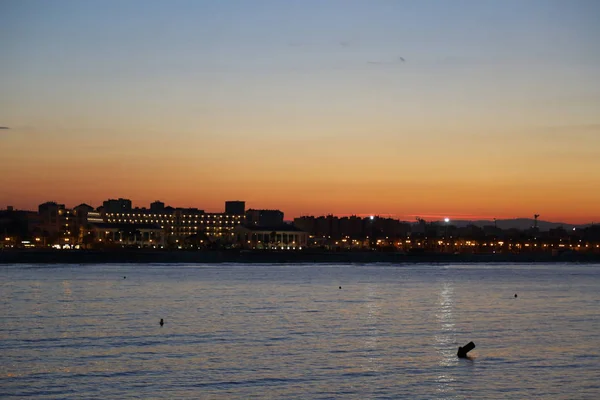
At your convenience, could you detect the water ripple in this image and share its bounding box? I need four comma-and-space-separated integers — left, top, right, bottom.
1, 263, 599, 399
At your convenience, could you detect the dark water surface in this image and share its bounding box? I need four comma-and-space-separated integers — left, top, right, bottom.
2, 263, 599, 399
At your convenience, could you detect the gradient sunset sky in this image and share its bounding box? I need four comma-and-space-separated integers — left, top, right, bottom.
1, 0, 599, 223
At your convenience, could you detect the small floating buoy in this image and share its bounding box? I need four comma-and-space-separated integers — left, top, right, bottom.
124, 276, 126, 279
339, 286, 342, 289
457, 341, 475, 358
514, 293, 517, 298
159, 318, 164, 326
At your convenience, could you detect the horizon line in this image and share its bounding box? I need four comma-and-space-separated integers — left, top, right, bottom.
1, 204, 595, 226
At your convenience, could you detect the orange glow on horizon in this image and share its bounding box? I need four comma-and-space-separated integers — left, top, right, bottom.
1, 190, 598, 225
2, 1, 599, 227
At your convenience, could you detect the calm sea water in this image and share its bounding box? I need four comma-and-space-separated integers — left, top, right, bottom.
1, 263, 599, 399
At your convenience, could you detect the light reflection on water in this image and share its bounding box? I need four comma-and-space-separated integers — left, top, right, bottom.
435, 282, 456, 397
1, 263, 600, 399
436, 282, 456, 367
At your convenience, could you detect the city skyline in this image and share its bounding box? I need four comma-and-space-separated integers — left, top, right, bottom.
1, 197, 596, 227
1, 1, 600, 224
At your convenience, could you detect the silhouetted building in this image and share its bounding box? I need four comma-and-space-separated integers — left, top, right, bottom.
37, 202, 74, 245
293, 216, 315, 234
245, 209, 284, 226
103, 198, 132, 214
150, 201, 165, 212
225, 201, 245, 216
314, 215, 338, 238
339, 216, 364, 238
295, 214, 410, 242
374, 217, 411, 238
38, 202, 65, 235
0, 207, 40, 246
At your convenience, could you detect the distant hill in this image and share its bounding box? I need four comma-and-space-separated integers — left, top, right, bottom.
426, 218, 590, 231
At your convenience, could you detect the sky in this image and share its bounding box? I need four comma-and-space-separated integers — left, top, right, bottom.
1, 0, 599, 223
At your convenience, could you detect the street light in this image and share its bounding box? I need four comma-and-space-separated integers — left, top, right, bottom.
369, 216, 375, 249
444, 218, 450, 252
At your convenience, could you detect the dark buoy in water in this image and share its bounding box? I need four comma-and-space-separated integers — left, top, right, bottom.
339, 286, 342, 289
124, 276, 126, 279
514, 293, 517, 298
457, 341, 475, 358
159, 318, 164, 326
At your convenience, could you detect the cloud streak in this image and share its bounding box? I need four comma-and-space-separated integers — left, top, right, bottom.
367, 57, 406, 65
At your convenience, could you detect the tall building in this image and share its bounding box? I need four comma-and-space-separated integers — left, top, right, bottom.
313, 215, 339, 238
103, 198, 132, 214
37, 201, 73, 244
72, 203, 94, 236
38, 202, 65, 235
339, 216, 364, 238
0, 207, 40, 243
225, 201, 245, 216
293, 216, 315, 234
150, 201, 165, 212
245, 209, 284, 226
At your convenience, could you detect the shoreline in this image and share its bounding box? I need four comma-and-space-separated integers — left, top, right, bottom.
2, 249, 600, 264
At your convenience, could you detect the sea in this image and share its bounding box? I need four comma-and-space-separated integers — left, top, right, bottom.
1, 263, 599, 399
